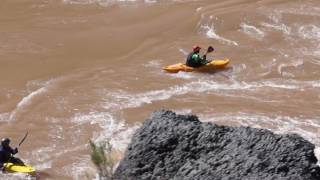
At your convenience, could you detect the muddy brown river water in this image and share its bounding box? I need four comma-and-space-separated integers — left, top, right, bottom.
0, 0, 319, 179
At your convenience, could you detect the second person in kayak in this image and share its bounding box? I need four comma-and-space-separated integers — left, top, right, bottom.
186, 45, 209, 68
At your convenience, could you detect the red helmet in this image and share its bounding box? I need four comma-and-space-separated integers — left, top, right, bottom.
192, 45, 201, 52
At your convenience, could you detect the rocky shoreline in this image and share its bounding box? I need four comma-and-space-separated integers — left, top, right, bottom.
114, 110, 320, 180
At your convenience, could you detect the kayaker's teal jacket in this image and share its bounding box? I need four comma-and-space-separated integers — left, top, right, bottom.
186, 52, 207, 67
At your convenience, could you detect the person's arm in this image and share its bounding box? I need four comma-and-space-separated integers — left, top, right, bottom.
201, 54, 208, 65
13, 147, 18, 154
195, 54, 208, 65
8, 147, 18, 155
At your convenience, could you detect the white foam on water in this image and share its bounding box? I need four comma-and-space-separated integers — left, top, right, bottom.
9, 86, 48, 121
105, 81, 230, 110
28, 146, 56, 172
31, 146, 55, 163
315, 147, 320, 166
232, 64, 247, 74
71, 111, 114, 126
0, 112, 10, 122
145, 0, 157, 3
286, 79, 320, 89
259, 79, 320, 90
262, 8, 320, 65
259, 59, 278, 77
95, 123, 140, 151
178, 48, 189, 56
104, 78, 315, 111
9, 79, 57, 121
63, 155, 94, 180
298, 25, 320, 40
0, 174, 31, 180
68, 111, 140, 178
312, 81, 320, 88
143, 59, 162, 68
262, 10, 292, 35
34, 161, 52, 171
72, 111, 138, 151
313, 50, 320, 58
29, 125, 127, 178
167, 71, 195, 79
261, 22, 291, 35
63, 0, 157, 6
196, 7, 203, 12
201, 24, 239, 46
59, 112, 138, 178
277, 59, 304, 78
174, 109, 192, 115
220, 93, 282, 103
240, 23, 265, 40
301, 45, 320, 62
276, 5, 320, 18
64, 0, 203, 5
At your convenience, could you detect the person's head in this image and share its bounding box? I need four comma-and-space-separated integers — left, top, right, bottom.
192, 45, 201, 53
1, 138, 10, 147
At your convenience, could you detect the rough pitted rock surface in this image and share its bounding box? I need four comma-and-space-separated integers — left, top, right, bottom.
114, 110, 320, 180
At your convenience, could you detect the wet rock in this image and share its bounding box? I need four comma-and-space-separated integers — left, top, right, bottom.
114, 110, 320, 180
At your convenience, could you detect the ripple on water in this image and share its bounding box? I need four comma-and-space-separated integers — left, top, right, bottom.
240, 23, 265, 40
201, 24, 239, 46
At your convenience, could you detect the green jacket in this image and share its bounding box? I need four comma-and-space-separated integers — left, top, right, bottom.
186, 53, 207, 67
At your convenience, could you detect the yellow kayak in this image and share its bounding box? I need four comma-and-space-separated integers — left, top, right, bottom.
3, 162, 36, 174
163, 59, 230, 73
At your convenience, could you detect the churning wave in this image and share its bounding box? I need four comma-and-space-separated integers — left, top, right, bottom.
63, 0, 158, 6
240, 23, 265, 40
102, 78, 319, 111
71, 111, 138, 151
201, 24, 239, 46
9, 80, 54, 121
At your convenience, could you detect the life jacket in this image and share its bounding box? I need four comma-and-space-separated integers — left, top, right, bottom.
0, 146, 13, 163
186, 52, 202, 67
186, 52, 196, 67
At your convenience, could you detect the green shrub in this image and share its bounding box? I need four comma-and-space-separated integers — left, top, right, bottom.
89, 140, 114, 180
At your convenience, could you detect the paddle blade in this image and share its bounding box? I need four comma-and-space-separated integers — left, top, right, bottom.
207, 46, 214, 53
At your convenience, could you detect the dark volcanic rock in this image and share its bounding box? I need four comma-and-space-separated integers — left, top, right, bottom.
114, 110, 320, 180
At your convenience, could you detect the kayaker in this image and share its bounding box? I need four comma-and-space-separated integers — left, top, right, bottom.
186, 45, 209, 68
0, 138, 23, 169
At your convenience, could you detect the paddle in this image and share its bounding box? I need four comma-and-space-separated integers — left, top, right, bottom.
18, 131, 28, 147
204, 46, 214, 56
203, 46, 214, 63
